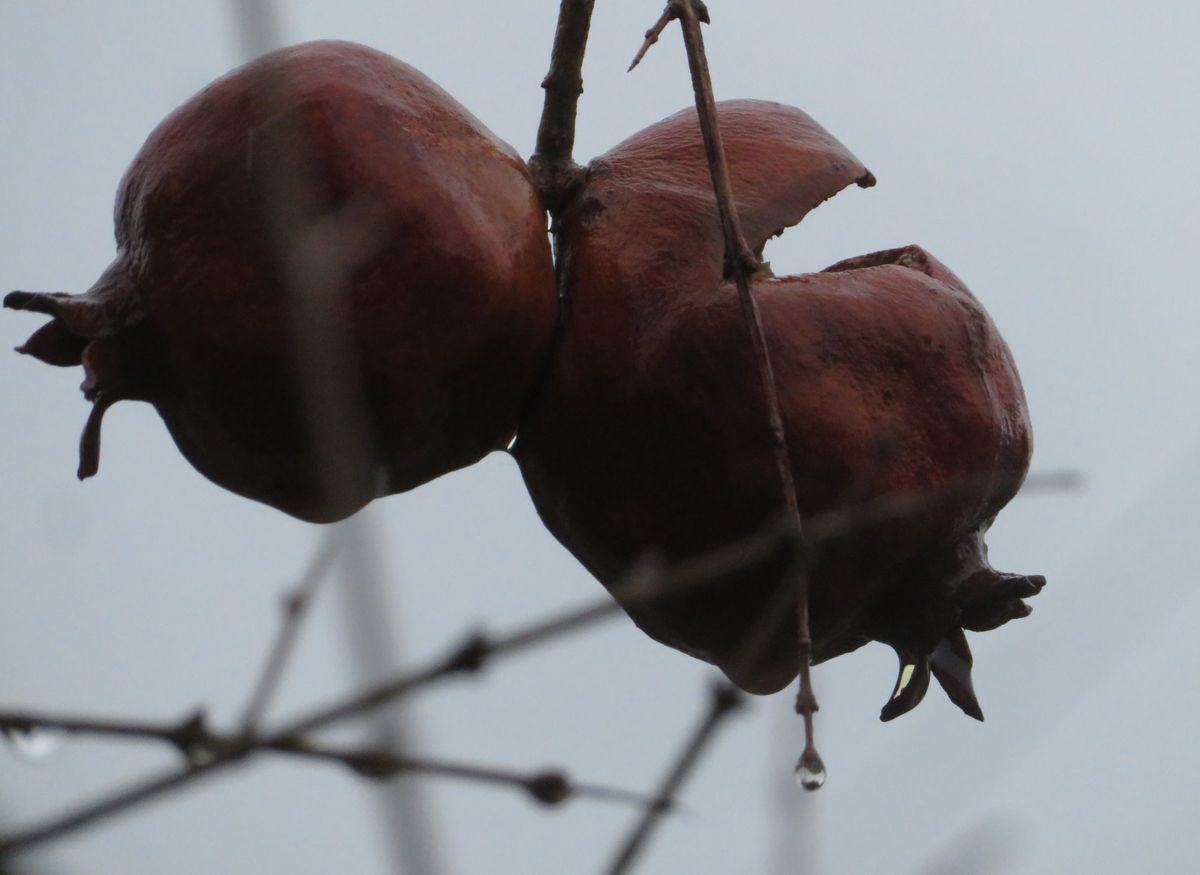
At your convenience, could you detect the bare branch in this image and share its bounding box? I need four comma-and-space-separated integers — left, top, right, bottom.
274, 542, 771, 738
603, 681, 744, 875
632, 0, 822, 776
0, 756, 232, 858
0, 710, 200, 752
627, 7, 674, 72
0, 527, 791, 857
0, 467, 1076, 858
529, 0, 597, 213
271, 737, 663, 811
237, 535, 339, 736
0, 709, 662, 856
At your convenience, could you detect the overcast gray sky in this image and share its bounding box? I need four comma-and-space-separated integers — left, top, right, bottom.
2, 2, 1198, 873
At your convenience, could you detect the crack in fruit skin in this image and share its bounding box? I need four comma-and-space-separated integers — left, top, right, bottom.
6, 41, 557, 522
515, 100, 1041, 717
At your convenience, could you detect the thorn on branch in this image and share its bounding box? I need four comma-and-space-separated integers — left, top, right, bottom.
628, 7, 674, 72
628, 0, 711, 72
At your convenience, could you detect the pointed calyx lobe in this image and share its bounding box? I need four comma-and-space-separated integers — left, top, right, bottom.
515, 100, 1040, 720
6, 41, 557, 522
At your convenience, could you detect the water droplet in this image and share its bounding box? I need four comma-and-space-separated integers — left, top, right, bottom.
3, 727, 63, 763
794, 748, 826, 791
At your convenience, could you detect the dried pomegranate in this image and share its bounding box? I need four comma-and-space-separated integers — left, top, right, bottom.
514, 100, 1042, 719
6, 41, 556, 522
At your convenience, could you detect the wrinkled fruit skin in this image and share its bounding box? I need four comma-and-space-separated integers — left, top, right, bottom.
515, 100, 1042, 719
7, 41, 556, 522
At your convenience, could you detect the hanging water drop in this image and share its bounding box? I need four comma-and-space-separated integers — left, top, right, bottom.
793, 747, 826, 791
3, 727, 64, 763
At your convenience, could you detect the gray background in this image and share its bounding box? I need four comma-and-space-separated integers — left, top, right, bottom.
2, 1, 1197, 872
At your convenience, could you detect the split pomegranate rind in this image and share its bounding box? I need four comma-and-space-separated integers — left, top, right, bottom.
567, 99, 875, 300
7, 41, 557, 522
516, 100, 1041, 720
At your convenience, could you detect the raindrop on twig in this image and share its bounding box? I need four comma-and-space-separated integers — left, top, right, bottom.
793, 747, 826, 791
3, 727, 64, 763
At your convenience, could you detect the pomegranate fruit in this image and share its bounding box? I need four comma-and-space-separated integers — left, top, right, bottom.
6, 40, 556, 522
514, 100, 1042, 719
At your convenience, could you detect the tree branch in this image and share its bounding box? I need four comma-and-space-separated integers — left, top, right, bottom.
630, 0, 822, 781
528, 0, 596, 214
0, 468, 1074, 857
0, 525, 793, 858
603, 681, 744, 875
237, 535, 339, 736
627, 7, 673, 72
0, 706, 662, 854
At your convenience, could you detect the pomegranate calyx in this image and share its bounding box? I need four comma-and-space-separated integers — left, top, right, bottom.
929, 626, 985, 721
879, 626, 986, 722
955, 569, 1046, 632
7, 267, 155, 482
12, 317, 87, 366
78, 392, 116, 480
880, 649, 932, 722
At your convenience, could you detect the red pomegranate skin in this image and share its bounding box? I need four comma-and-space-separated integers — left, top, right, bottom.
7, 41, 556, 522
515, 100, 1041, 718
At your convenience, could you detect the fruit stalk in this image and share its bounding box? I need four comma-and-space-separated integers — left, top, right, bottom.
529, 0, 597, 213
670, 0, 821, 761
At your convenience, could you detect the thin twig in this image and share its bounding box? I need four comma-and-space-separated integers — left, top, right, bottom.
0, 708, 660, 856
528, 0, 597, 213
331, 515, 443, 874
602, 682, 744, 875
267, 737, 663, 811
0, 707, 654, 808
237, 535, 339, 736
0, 757, 231, 858
633, 0, 822, 774
0, 711, 190, 746
273, 548, 742, 738
0, 529, 788, 857
0, 468, 1077, 857
627, 7, 673, 71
